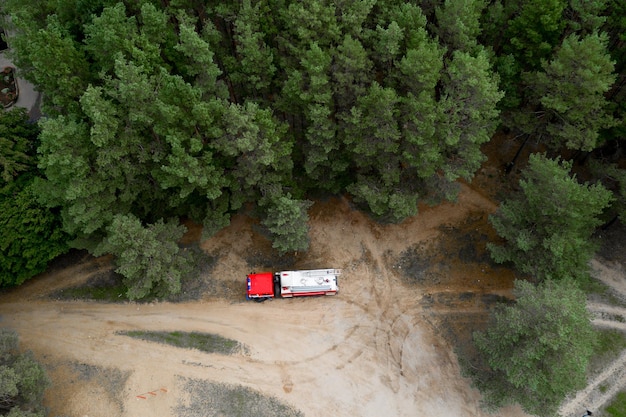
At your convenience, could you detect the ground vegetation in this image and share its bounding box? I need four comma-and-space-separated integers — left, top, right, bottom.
1, 1, 626, 413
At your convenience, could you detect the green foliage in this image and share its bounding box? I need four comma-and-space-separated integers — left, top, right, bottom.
605, 391, 626, 417
0, 178, 70, 287
525, 33, 617, 151
434, 0, 487, 53
588, 159, 626, 223
232, 0, 276, 97
6, 13, 90, 114
0, 329, 49, 416
0, 109, 69, 287
436, 48, 504, 181
94, 214, 193, 300
489, 153, 613, 282
473, 279, 595, 415
0, 0, 517, 295
0, 108, 38, 184
504, 0, 567, 69
5, 407, 44, 417
589, 329, 626, 371
260, 194, 313, 254
567, 0, 608, 33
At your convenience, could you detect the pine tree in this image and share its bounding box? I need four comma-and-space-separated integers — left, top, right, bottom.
94, 215, 192, 300
473, 279, 595, 415
489, 153, 613, 281
526, 33, 617, 151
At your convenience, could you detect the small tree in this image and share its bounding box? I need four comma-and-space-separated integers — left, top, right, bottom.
94, 214, 193, 300
0, 108, 39, 184
527, 33, 617, 151
0, 109, 70, 287
0, 179, 70, 287
0, 330, 48, 417
260, 193, 313, 254
488, 153, 613, 282
473, 279, 595, 415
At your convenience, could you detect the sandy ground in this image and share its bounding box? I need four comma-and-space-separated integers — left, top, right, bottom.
0, 183, 623, 417
0, 184, 522, 417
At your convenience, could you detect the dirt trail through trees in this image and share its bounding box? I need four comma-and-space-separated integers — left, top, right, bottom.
0, 184, 622, 417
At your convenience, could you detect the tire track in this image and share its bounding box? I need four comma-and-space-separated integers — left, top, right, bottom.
558, 349, 626, 417
587, 302, 626, 319
588, 302, 626, 332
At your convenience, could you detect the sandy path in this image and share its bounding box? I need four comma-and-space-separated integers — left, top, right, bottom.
588, 303, 626, 332
590, 259, 626, 299
0, 185, 543, 417
558, 350, 626, 417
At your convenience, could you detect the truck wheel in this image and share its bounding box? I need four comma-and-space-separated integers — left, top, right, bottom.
274, 282, 281, 298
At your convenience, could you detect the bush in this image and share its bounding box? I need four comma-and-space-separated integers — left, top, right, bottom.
0, 329, 49, 416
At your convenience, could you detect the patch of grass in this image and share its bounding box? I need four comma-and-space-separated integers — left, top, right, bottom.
117, 330, 247, 355
605, 391, 626, 417
60, 283, 127, 301
175, 377, 304, 417
69, 362, 130, 414
54, 271, 128, 302
588, 329, 626, 375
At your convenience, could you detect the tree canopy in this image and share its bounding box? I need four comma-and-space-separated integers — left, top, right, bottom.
473, 279, 595, 416
2, 0, 507, 297
0, 109, 70, 287
488, 153, 613, 282
1, 0, 624, 301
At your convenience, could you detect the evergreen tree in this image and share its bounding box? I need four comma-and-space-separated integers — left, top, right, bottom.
345, 82, 407, 220
488, 153, 613, 281
260, 194, 313, 254
94, 214, 193, 300
473, 279, 595, 415
0, 178, 69, 287
503, 0, 568, 70
436, 48, 504, 182
0, 109, 69, 287
0, 108, 38, 184
434, 0, 487, 53
230, 0, 276, 100
524, 32, 617, 151
296, 43, 342, 187
6, 13, 91, 114
2, 0, 510, 293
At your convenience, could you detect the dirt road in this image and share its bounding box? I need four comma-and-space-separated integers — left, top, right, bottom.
0, 184, 621, 417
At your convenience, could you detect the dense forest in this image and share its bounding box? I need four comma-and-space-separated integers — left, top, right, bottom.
1, 0, 625, 414
0, 0, 623, 288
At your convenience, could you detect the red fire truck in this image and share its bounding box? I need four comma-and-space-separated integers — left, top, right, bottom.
246, 269, 340, 300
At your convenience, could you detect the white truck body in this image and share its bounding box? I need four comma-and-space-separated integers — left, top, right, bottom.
277, 269, 340, 297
